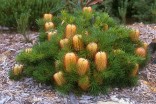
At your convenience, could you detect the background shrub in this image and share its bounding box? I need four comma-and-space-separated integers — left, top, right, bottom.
95, 0, 156, 23
0, 0, 61, 30
0, 0, 156, 31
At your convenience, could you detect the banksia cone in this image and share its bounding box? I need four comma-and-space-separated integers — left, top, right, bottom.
73, 35, 84, 51
130, 29, 140, 41
103, 24, 108, 31
53, 71, 65, 86
83, 7, 92, 13
77, 58, 89, 76
78, 76, 90, 91
13, 64, 23, 75
113, 49, 125, 55
65, 24, 76, 38
55, 60, 61, 71
64, 52, 78, 72
47, 31, 57, 41
25, 48, 32, 53
43, 13, 53, 21
135, 47, 146, 57
131, 64, 139, 77
60, 38, 69, 48
143, 42, 148, 50
86, 42, 98, 57
45, 22, 54, 31
95, 52, 107, 71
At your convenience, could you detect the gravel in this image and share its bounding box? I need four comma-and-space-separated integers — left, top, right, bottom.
0, 23, 156, 104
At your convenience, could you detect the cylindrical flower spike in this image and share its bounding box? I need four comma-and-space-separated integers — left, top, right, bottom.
43, 13, 53, 21
53, 71, 66, 86
47, 31, 57, 41
65, 24, 76, 38
103, 23, 108, 31
45, 22, 54, 31
143, 42, 148, 50
60, 38, 69, 48
131, 64, 139, 77
130, 29, 140, 41
83, 7, 92, 13
95, 52, 107, 71
73, 35, 84, 51
25, 48, 32, 53
77, 58, 89, 76
135, 47, 146, 57
86, 42, 98, 57
64, 52, 78, 72
13, 64, 23, 75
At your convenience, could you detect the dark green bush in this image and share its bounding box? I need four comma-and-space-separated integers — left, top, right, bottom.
96, 0, 156, 23
10, 9, 149, 95
0, 0, 61, 29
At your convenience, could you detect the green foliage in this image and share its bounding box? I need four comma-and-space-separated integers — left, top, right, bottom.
10, 9, 149, 95
132, 0, 153, 22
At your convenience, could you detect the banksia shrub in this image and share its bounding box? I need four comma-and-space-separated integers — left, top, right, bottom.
9, 8, 149, 95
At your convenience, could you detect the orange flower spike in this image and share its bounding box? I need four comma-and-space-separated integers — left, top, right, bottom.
77, 58, 90, 76
130, 29, 140, 41
83, 7, 92, 13
95, 52, 107, 71
143, 42, 148, 50
131, 64, 139, 77
135, 47, 146, 57
45, 22, 54, 31
47, 31, 57, 41
13, 64, 23, 75
65, 24, 76, 38
64, 52, 78, 72
73, 35, 84, 51
60, 38, 69, 48
43, 13, 53, 21
86, 42, 98, 57
103, 24, 108, 31
53, 71, 66, 86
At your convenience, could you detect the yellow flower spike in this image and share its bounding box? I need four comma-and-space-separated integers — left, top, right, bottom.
43, 13, 53, 21
95, 51, 107, 71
